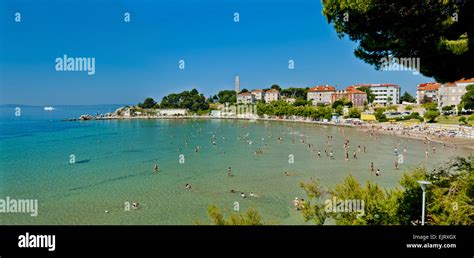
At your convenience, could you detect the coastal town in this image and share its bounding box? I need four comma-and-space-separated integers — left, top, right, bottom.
75, 77, 474, 143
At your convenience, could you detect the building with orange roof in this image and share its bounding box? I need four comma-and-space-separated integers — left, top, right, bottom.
237, 92, 255, 104
307, 85, 336, 106
251, 89, 264, 102
331, 87, 367, 107
264, 89, 280, 103
416, 82, 440, 104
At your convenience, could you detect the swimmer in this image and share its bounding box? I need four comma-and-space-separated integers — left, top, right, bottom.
132, 202, 139, 210
185, 183, 192, 190
154, 164, 160, 173
240, 192, 246, 198
376, 169, 380, 176
227, 167, 233, 177
317, 150, 321, 158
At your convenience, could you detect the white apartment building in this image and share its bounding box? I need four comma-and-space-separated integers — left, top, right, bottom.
353, 84, 400, 105
264, 89, 280, 103
251, 89, 265, 102
237, 92, 256, 104
437, 78, 474, 109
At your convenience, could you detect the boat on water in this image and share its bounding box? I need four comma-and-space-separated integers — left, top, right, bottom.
44, 106, 55, 111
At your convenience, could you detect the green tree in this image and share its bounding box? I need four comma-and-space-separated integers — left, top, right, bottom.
300, 157, 474, 225
357, 86, 375, 104
348, 107, 361, 118
240, 88, 249, 93
281, 87, 308, 100
424, 110, 440, 123
461, 84, 474, 110
160, 89, 209, 112
374, 108, 387, 122
270, 84, 281, 91
400, 91, 416, 103
217, 90, 237, 104
139, 97, 157, 109
322, 1, 474, 82
422, 102, 438, 111
207, 205, 266, 225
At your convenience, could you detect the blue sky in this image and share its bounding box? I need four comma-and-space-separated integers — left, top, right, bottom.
0, 0, 432, 105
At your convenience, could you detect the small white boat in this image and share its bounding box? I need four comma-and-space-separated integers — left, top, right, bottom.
44, 106, 55, 111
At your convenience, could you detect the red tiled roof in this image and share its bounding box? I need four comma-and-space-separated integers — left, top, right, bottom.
441, 82, 457, 87
455, 78, 474, 83
265, 89, 280, 93
308, 85, 336, 92
238, 92, 252, 96
251, 89, 263, 92
346, 88, 366, 94
417, 82, 440, 91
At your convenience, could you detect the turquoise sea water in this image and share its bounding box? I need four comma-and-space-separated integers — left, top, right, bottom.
1, 105, 472, 225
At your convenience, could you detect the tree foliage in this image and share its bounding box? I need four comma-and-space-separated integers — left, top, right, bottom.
300, 156, 474, 225
217, 90, 237, 104
281, 87, 309, 100
357, 86, 375, 104
400, 91, 416, 103
138, 97, 157, 109
207, 205, 265, 225
257, 100, 333, 120
160, 89, 209, 112
461, 84, 474, 110
322, 0, 474, 82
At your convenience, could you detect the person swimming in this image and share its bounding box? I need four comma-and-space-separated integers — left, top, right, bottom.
132, 202, 139, 210
227, 167, 233, 177
292, 197, 300, 210
240, 192, 246, 198
185, 183, 192, 190
154, 164, 159, 173
376, 169, 380, 176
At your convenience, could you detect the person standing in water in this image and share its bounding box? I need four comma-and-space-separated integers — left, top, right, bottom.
227, 167, 233, 177
154, 164, 160, 173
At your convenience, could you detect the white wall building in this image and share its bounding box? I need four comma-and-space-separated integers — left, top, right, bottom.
437, 78, 474, 109
251, 89, 265, 102
264, 89, 280, 103
158, 109, 187, 116
353, 84, 400, 105
237, 92, 256, 104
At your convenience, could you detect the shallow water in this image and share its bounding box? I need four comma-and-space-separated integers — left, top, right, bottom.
1, 106, 472, 224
